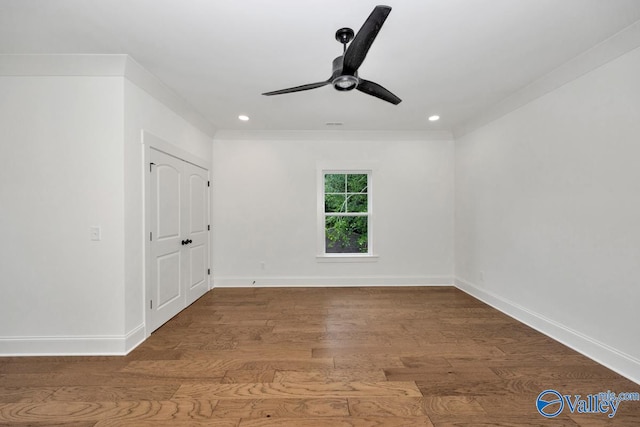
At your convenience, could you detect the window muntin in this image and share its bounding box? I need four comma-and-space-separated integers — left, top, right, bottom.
323, 173, 370, 254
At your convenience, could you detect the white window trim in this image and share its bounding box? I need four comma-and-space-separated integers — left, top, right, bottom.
316, 163, 377, 261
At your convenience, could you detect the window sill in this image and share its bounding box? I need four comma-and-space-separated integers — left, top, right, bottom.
316, 255, 379, 263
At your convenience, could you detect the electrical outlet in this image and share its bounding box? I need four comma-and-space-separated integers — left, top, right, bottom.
479, 271, 485, 284
260, 261, 266, 270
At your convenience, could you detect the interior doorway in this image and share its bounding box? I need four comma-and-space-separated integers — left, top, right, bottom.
145, 134, 210, 334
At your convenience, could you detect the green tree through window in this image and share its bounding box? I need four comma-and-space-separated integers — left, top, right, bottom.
324, 173, 369, 253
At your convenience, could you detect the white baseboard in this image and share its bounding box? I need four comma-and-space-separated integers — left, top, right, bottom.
124, 323, 146, 354
4, 277, 638, 388
213, 275, 453, 288
0, 323, 146, 356
454, 277, 640, 385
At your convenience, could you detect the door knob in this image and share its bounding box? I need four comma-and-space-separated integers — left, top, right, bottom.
181, 239, 187, 245
187, 239, 193, 244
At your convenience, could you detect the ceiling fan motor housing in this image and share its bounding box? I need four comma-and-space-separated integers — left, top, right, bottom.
331, 56, 358, 91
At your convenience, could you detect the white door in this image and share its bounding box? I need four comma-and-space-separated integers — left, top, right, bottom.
184, 161, 209, 305
148, 148, 210, 333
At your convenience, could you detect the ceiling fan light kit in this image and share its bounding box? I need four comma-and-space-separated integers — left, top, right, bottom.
262, 5, 401, 105
332, 75, 358, 91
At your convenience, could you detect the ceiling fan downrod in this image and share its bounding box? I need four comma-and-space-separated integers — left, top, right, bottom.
335, 27, 355, 53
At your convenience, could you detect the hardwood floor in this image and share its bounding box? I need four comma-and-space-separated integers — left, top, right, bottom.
0, 287, 638, 426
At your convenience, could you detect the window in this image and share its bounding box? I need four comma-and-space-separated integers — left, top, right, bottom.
321, 171, 371, 255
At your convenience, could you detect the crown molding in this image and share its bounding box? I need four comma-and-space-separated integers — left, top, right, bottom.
123, 56, 216, 137
213, 129, 454, 142
453, 20, 640, 138
0, 54, 216, 138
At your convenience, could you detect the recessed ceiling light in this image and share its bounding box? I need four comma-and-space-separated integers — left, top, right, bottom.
238, 115, 250, 121
428, 115, 440, 122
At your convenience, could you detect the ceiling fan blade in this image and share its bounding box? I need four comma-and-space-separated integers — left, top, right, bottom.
343, 5, 392, 74
356, 79, 402, 105
262, 80, 330, 96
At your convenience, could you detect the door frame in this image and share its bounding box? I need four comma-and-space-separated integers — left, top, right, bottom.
143, 130, 211, 338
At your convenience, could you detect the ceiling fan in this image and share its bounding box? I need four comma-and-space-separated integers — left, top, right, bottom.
262, 5, 401, 105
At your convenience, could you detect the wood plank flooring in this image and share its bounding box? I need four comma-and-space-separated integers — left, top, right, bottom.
1, 287, 638, 426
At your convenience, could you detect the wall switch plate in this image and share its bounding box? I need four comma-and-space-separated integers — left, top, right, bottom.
90, 226, 101, 241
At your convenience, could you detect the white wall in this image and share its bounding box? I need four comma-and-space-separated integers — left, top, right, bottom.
0, 55, 214, 355
123, 77, 212, 338
212, 132, 454, 286
455, 47, 640, 382
0, 75, 126, 353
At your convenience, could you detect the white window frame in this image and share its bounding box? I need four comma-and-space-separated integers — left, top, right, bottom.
316, 163, 378, 262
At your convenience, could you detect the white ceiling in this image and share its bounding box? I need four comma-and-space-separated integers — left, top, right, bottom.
2, 0, 640, 133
